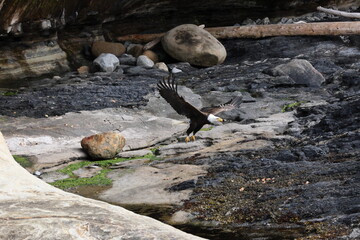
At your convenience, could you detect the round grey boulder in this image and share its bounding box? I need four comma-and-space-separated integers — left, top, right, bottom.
162, 24, 227, 67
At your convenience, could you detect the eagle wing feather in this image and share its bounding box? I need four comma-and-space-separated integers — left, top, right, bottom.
201, 96, 243, 115
157, 75, 205, 120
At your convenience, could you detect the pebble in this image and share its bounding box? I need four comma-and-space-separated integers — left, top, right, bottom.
137, 55, 154, 68
154, 62, 169, 72
171, 67, 182, 73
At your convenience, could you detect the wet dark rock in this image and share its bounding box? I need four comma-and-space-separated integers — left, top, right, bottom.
168, 180, 196, 192
275, 150, 298, 162
0, 76, 157, 118
300, 145, 329, 159
118, 54, 136, 66
340, 70, 360, 87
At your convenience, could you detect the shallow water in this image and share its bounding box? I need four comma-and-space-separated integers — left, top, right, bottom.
72, 184, 306, 240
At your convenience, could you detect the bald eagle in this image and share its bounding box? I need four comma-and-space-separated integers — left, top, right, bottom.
157, 75, 242, 142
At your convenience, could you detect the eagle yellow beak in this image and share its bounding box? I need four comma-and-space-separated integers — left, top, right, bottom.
217, 118, 224, 122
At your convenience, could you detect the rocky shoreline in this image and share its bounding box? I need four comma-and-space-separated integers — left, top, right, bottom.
1, 3, 360, 237
1, 33, 359, 239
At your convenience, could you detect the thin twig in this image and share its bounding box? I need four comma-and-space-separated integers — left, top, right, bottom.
317, 6, 360, 19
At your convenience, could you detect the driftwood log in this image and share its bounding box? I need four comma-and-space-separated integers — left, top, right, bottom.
116, 21, 360, 43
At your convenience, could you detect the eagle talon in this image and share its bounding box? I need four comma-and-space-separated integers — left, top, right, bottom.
191, 135, 196, 141
185, 136, 190, 143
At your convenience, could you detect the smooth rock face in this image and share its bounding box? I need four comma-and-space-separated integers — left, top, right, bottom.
0, 39, 70, 84
100, 163, 207, 205
91, 41, 126, 57
162, 24, 227, 67
273, 59, 325, 87
81, 132, 125, 160
93, 53, 120, 72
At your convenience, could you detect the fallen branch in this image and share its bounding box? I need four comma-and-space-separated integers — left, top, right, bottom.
116, 21, 360, 43
317, 6, 360, 19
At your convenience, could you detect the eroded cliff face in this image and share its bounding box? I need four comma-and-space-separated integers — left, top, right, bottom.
0, 0, 358, 84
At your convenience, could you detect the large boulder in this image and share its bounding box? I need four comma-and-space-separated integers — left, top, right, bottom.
162, 24, 227, 67
91, 41, 126, 57
81, 132, 126, 160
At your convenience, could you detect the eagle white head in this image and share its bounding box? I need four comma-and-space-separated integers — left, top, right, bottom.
207, 114, 224, 125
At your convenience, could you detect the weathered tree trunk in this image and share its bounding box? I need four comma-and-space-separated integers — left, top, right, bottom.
116, 21, 360, 43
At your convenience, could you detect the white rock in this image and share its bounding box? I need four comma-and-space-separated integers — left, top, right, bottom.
154, 62, 169, 72
93, 53, 120, 72
136, 55, 154, 68
171, 67, 183, 73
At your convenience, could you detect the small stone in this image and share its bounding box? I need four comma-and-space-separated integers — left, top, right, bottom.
41, 20, 52, 30
154, 62, 169, 72
77, 66, 89, 74
263, 17, 270, 24
118, 54, 136, 65
242, 18, 256, 25
125, 66, 148, 75
93, 53, 120, 72
137, 55, 154, 68
81, 132, 126, 160
169, 211, 196, 224
127, 44, 144, 57
91, 41, 125, 57
142, 50, 158, 63
171, 67, 182, 73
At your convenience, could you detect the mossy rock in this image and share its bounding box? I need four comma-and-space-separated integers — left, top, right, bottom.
13, 155, 33, 168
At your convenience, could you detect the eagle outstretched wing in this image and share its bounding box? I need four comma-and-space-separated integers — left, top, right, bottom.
157, 75, 205, 120
201, 96, 243, 115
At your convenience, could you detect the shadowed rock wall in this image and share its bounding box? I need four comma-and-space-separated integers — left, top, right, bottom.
0, 0, 358, 83
0, 0, 357, 35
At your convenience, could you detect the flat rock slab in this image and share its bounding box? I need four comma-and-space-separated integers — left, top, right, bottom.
0, 132, 205, 240
2, 108, 187, 169
99, 163, 207, 205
